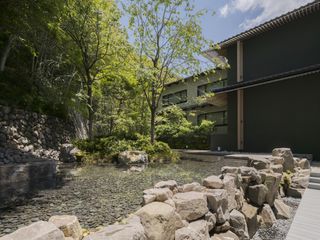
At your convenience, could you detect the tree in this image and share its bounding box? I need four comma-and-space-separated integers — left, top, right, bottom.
61, 0, 126, 139
125, 0, 215, 144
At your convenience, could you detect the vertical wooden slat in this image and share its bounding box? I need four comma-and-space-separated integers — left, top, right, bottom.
237, 41, 244, 150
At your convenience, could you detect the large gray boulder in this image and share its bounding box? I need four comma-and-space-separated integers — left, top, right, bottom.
241, 202, 259, 238
211, 230, 239, 240
264, 173, 282, 206
229, 209, 249, 240
259, 204, 276, 228
143, 188, 173, 202
154, 180, 177, 190
83, 216, 146, 240
239, 167, 262, 184
248, 157, 270, 170
135, 202, 182, 240
49, 215, 82, 240
118, 151, 148, 166
247, 184, 268, 206
173, 192, 209, 221
175, 220, 210, 240
0, 221, 65, 240
273, 199, 292, 219
179, 182, 206, 193
203, 175, 223, 189
205, 189, 228, 212
223, 175, 237, 211
272, 148, 295, 172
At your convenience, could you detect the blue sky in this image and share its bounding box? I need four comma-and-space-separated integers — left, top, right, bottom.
119, 0, 313, 44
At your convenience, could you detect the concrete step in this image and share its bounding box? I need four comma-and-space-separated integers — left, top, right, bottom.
310, 177, 320, 184
309, 182, 320, 190
311, 171, 320, 178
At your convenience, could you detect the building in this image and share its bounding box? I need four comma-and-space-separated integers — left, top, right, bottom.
160, 1, 320, 160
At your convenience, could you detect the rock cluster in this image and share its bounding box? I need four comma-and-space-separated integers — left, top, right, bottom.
118, 150, 149, 172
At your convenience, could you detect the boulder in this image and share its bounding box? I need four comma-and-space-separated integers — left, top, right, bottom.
205, 212, 217, 231
221, 166, 239, 175
291, 176, 309, 189
241, 202, 259, 238
135, 202, 182, 240
211, 230, 239, 240
273, 199, 292, 219
247, 184, 268, 206
272, 148, 294, 172
164, 199, 176, 208
214, 221, 231, 233
154, 180, 177, 190
260, 204, 276, 228
143, 188, 173, 202
235, 189, 245, 210
83, 216, 146, 240
60, 144, 80, 163
267, 156, 285, 165
286, 187, 305, 198
175, 227, 202, 240
48, 215, 82, 240
222, 175, 237, 211
248, 157, 270, 170
216, 206, 230, 224
203, 175, 223, 189
0, 221, 65, 240
118, 151, 148, 166
143, 194, 156, 205
264, 173, 282, 206
229, 209, 249, 240
189, 220, 210, 240
297, 158, 310, 169
206, 189, 228, 212
173, 191, 209, 221
239, 167, 262, 184
271, 164, 283, 173
179, 182, 206, 192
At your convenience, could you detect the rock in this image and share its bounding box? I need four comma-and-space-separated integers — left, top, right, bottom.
211, 231, 239, 240
267, 156, 285, 165
0, 221, 65, 240
239, 167, 262, 184
143, 194, 156, 205
118, 151, 148, 166
297, 158, 310, 169
189, 220, 210, 240
214, 221, 231, 233
173, 191, 208, 221
83, 216, 146, 240
221, 166, 239, 174
230, 209, 249, 240
203, 175, 223, 189
135, 202, 181, 240
272, 148, 295, 172
241, 202, 259, 238
248, 157, 270, 170
235, 189, 245, 210
175, 227, 202, 240
223, 174, 238, 211
164, 199, 176, 208
271, 164, 283, 173
216, 206, 230, 224
179, 182, 206, 192
273, 199, 292, 219
49, 215, 82, 240
143, 188, 173, 202
260, 204, 276, 228
247, 184, 268, 206
154, 180, 177, 190
206, 189, 228, 212
205, 212, 217, 231
292, 176, 309, 189
286, 187, 305, 198
264, 173, 282, 206
129, 166, 145, 172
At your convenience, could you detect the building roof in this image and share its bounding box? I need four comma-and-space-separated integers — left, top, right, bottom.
204, 0, 320, 54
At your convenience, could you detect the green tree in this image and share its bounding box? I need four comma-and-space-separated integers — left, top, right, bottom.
125, 0, 215, 144
60, 0, 127, 139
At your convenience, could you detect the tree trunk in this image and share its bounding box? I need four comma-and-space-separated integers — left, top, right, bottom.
0, 36, 14, 72
87, 81, 94, 140
150, 106, 156, 144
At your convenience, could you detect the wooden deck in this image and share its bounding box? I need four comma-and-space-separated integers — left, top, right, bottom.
286, 165, 320, 240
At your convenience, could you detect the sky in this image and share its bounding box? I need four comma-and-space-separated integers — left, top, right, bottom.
119, 0, 313, 44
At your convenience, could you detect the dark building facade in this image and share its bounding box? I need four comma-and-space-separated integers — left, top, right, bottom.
206, 1, 320, 160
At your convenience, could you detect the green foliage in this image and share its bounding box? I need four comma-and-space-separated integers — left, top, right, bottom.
74, 135, 178, 164
156, 105, 214, 149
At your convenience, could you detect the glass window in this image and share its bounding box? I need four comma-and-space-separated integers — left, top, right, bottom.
162, 90, 187, 106
197, 111, 228, 134
197, 79, 227, 96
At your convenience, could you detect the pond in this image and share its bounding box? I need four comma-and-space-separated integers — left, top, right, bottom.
0, 159, 224, 236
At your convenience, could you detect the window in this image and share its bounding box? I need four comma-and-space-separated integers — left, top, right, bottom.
197, 111, 228, 134
197, 79, 227, 96
162, 90, 187, 106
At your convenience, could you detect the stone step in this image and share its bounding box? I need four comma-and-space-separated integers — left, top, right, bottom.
311, 171, 320, 178
308, 182, 320, 190
309, 177, 320, 184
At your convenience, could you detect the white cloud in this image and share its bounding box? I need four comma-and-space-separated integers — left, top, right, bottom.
219, 0, 313, 29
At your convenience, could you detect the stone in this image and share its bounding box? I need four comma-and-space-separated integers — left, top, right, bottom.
260, 204, 276, 228
211, 231, 239, 240
164, 199, 176, 208
223, 174, 237, 211
297, 158, 310, 169
173, 191, 208, 221
135, 202, 182, 240
205, 212, 217, 231
247, 184, 268, 206
214, 221, 231, 233
216, 206, 230, 224
189, 220, 210, 240
154, 180, 177, 190
230, 209, 249, 240
0, 221, 64, 240
83, 216, 146, 240
271, 164, 283, 173
273, 199, 292, 219
239, 167, 262, 184
292, 176, 309, 189
235, 189, 245, 210
248, 157, 270, 170
143, 188, 173, 202
221, 166, 239, 174
179, 182, 206, 192
49, 215, 82, 240
175, 227, 202, 240
267, 156, 285, 165
241, 202, 258, 238
272, 148, 295, 172
206, 189, 228, 212
286, 187, 305, 198
264, 173, 282, 206
143, 194, 156, 205
118, 151, 148, 166
203, 175, 223, 189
